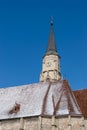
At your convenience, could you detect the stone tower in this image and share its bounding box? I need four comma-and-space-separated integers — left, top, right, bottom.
40, 20, 61, 82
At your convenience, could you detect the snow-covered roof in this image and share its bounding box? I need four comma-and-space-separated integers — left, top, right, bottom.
0, 80, 82, 120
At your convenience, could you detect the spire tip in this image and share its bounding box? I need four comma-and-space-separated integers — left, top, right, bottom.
50, 16, 53, 26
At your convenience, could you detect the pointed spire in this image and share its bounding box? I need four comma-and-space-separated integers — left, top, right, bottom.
46, 17, 58, 55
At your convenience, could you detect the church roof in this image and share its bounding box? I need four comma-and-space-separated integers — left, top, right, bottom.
73, 89, 87, 118
46, 20, 58, 56
0, 80, 82, 120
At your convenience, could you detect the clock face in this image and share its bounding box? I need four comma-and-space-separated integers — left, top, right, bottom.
46, 62, 51, 67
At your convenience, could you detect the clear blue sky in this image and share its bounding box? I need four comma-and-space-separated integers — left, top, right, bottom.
0, 0, 87, 90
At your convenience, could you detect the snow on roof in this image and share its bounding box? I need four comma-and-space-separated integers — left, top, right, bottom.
0, 80, 82, 120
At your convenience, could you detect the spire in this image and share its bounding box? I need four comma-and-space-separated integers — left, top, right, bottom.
40, 19, 61, 82
46, 18, 58, 55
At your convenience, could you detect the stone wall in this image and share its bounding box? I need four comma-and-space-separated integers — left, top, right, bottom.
0, 119, 20, 130
40, 54, 61, 82
0, 116, 87, 130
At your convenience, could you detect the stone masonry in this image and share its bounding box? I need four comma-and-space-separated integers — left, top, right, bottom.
0, 116, 87, 130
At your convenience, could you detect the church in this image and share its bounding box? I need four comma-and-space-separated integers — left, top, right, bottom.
0, 20, 87, 130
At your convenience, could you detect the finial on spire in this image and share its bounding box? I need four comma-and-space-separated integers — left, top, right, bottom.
50, 16, 53, 26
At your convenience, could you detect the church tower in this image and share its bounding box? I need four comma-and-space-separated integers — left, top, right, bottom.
40, 19, 61, 82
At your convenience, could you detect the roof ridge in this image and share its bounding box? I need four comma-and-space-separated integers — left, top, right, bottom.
63, 80, 82, 115
41, 82, 51, 115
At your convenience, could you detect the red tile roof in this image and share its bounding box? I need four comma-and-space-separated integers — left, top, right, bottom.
73, 89, 87, 118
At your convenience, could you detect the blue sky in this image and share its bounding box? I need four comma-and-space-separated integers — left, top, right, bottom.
0, 0, 87, 90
